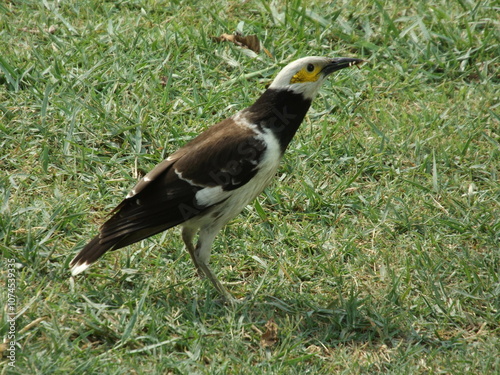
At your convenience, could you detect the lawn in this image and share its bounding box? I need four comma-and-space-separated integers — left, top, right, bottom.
1, 0, 499, 373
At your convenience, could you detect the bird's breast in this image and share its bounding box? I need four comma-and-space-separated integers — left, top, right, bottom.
190, 128, 282, 229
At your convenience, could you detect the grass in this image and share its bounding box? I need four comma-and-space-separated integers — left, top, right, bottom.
1, 0, 499, 373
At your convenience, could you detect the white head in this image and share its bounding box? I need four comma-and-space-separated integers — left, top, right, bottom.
268, 56, 363, 100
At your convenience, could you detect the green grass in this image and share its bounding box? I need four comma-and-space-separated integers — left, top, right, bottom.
1, 0, 499, 373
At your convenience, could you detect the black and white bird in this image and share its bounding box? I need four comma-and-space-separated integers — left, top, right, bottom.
70, 56, 363, 301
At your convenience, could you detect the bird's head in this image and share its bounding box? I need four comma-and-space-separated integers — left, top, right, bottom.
268, 56, 364, 100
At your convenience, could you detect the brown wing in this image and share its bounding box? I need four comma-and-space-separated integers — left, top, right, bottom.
70, 117, 267, 269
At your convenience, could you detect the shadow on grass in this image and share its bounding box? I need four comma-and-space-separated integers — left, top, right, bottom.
64, 268, 464, 358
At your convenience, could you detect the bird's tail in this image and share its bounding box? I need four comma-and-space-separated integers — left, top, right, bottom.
69, 235, 115, 276
69, 221, 176, 276
70, 194, 188, 276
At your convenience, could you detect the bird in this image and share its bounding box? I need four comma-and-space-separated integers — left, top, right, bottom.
70, 55, 364, 302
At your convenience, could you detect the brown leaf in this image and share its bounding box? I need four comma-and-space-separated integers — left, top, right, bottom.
160, 76, 169, 87
260, 318, 278, 348
213, 33, 261, 54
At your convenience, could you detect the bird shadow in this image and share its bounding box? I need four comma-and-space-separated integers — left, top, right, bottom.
172, 284, 412, 349
68, 270, 444, 356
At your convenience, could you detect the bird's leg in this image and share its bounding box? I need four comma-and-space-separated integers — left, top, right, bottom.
181, 227, 203, 276
196, 260, 238, 304
181, 226, 239, 304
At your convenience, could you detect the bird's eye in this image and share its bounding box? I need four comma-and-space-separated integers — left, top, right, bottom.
306, 64, 315, 72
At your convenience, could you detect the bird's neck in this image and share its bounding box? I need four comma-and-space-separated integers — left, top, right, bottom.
243, 89, 312, 153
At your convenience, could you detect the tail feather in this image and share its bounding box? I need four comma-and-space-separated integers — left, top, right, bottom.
69, 223, 178, 276
70, 235, 115, 276
69, 171, 201, 276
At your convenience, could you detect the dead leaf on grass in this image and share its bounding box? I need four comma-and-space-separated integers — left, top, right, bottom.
212, 33, 273, 58
213, 33, 260, 53
260, 318, 278, 348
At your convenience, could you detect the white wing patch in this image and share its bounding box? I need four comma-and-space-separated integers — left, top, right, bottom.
195, 186, 230, 207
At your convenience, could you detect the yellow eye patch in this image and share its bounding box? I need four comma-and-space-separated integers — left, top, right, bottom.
290, 64, 321, 84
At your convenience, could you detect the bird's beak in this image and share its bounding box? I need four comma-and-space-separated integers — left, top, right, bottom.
322, 57, 365, 76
